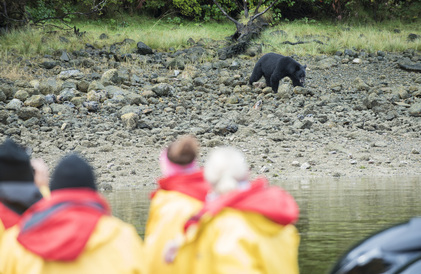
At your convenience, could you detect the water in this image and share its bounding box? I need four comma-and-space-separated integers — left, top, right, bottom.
102, 176, 421, 274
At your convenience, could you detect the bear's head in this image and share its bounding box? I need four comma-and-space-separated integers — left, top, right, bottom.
293, 64, 306, 87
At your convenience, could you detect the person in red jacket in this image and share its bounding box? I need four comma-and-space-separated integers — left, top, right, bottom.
0, 153, 144, 274
144, 135, 210, 273
0, 138, 43, 237
165, 146, 300, 274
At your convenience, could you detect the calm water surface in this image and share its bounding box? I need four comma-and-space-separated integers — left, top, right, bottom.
102, 176, 421, 274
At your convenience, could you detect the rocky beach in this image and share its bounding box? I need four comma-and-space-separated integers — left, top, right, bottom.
1, 36, 420, 190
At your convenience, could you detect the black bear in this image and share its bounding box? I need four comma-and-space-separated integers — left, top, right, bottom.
249, 53, 306, 93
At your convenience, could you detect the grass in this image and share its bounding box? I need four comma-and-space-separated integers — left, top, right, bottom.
0, 15, 420, 60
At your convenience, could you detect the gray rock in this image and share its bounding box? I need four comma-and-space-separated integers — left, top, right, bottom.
87, 90, 108, 102
14, 90, 29, 101
119, 105, 142, 116
83, 101, 99, 112
0, 91, 6, 102
88, 81, 105, 92
293, 118, 313, 129
137, 42, 153, 55
121, 113, 138, 130
0, 110, 8, 124
408, 103, 421, 117
101, 69, 121, 86
60, 51, 70, 62
99, 33, 109, 40
167, 57, 185, 70
57, 88, 76, 103
58, 70, 84, 80
152, 83, 174, 97
50, 103, 74, 115
226, 95, 239, 104
25, 95, 45, 107
6, 99, 23, 110
39, 59, 58, 69
17, 107, 41, 120
315, 57, 337, 69
39, 78, 62, 95
193, 77, 207, 86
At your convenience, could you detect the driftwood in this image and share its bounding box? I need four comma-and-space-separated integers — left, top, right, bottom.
398, 63, 421, 72
281, 40, 324, 45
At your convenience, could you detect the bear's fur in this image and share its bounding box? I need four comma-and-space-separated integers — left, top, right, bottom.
249, 53, 307, 93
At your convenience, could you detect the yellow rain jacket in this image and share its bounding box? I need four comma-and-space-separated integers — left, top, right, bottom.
0, 188, 144, 274
0, 216, 144, 274
172, 178, 300, 274
144, 170, 209, 274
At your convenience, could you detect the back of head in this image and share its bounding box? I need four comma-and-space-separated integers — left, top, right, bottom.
204, 147, 249, 195
160, 135, 199, 177
167, 135, 199, 165
0, 138, 34, 183
50, 154, 96, 191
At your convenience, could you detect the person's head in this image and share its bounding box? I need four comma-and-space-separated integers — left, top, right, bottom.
204, 147, 249, 195
50, 154, 96, 191
160, 135, 199, 177
0, 138, 34, 183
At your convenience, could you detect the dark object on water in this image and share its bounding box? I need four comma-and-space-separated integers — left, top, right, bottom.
330, 217, 421, 274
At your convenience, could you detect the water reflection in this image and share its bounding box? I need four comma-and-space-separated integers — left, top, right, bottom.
102, 176, 421, 274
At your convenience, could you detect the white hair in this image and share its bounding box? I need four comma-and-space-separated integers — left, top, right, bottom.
204, 147, 249, 195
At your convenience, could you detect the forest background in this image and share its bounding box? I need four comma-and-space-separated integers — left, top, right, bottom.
0, 0, 420, 64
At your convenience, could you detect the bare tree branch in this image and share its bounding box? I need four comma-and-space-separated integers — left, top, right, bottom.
250, 0, 279, 22
212, 0, 240, 25
243, 0, 249, 19
254, 0, 263, 15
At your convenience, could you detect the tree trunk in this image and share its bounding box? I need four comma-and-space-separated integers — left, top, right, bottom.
212, 0, 278, 59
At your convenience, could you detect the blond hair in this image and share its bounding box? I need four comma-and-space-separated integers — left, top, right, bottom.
204, 147, 249, 195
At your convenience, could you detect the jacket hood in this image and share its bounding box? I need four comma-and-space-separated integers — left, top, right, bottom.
184, 178, 299, 233
0, 182, 43, 215
152, 170, 210, 202
17, 188, 110, 261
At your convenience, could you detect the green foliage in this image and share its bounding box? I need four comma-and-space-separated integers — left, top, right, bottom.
26, 1, 57, 23
173, 0, 201, 17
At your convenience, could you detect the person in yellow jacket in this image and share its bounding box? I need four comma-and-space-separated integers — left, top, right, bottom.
165, 147, 301, 274
0, 138, 44, 238
0, 153, 144, 274
144, 135, 210, 274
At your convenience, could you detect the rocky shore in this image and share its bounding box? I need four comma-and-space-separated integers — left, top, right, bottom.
1, 36, 420, 190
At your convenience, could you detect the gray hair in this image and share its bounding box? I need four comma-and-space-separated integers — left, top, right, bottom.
204, 147, 249, 194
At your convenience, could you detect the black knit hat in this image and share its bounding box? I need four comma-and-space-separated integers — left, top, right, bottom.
50, 154, 97, 191
0, 138, 34, 183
